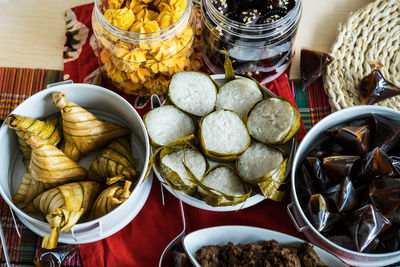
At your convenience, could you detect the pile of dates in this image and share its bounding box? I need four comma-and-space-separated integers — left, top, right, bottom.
297, 114, 400, 253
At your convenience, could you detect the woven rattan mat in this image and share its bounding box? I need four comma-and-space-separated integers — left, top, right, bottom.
324, 0, 400, 112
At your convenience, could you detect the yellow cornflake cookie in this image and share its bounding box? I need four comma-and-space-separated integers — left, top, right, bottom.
104, 8, 135, 31
108, 0, 125, 9
106, 65, 128, 83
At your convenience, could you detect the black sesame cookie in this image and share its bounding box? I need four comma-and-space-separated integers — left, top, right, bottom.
211, 0, 296, 24
266, 0, 290, 10
211, 0, 229, 15
239, 9, 262, 25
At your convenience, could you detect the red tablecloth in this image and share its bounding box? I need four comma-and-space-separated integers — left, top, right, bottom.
64, 4, 306, 266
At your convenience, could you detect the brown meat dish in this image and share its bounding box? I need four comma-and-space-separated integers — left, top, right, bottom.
195, 240, 327, 267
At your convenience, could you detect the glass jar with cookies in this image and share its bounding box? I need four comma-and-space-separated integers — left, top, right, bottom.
92, 0, 196, 96
200, 0, 302, 83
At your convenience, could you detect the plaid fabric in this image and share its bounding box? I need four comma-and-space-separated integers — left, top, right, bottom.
307, 77, 331, 125
0, 68, 63, 122
292, 80, 312, 131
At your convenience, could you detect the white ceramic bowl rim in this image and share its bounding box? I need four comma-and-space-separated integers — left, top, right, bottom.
183, 225, 348, 266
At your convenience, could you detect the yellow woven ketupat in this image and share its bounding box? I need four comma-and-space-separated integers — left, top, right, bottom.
25, 182, 101, 249
52, 92, 130, 161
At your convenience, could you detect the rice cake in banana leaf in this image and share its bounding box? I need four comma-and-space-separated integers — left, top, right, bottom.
200, 110, 250, 162
168, 71, 217, 117
236, 142, 285, 185
144, 105, 195, 147
215, 78, 262, 119
6, 114, 62, 170
24, 181, 101, 249
196, 165, 251, 207
158, 146, 208, 195
89, 180, 132, 220
148, 135, 207, 194
52, 92, 130, 161
88, 136, 138, 183
245, 97, 300, 145
25, 133, 87, 184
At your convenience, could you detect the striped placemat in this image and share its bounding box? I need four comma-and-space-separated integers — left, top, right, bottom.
307, 77, 331, 125
292, 80, 313, 131
0, 68, 63, 122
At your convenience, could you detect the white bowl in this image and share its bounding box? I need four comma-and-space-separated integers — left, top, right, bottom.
289, 106, 400, 266
183, 225, 348, 266
153, 74, 297, 211
0, 82, 152, 244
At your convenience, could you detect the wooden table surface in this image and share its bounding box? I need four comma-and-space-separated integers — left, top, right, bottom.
0, 0, 371, 79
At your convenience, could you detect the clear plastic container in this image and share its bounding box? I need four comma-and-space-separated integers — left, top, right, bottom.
200, 0, 302, 83
92, 0, 196, 96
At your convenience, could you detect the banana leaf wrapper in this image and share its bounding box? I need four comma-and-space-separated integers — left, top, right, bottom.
89, 180, 132, 220
145, 135, 197, 180
199, 110, 251, 162
257, 158, 288, 202
200, 147, 240, 162
236, 155, 288, 185
88, 136, 138, 182
106, 175, 126, 185
222, 47, 300, 146
244, 97, 301, 145
6, 114, 62, 170
187, 165, 252, 207
155, 141, 208, 195
13, 172, 52, 206
52, 92, 130, 161
25, 181, 101, 249
25, 132, 87, 184
222, 49, 235, 82
282, 105, 301, 144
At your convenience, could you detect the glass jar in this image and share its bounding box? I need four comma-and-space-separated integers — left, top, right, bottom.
200, 0, 302, 83
92, 0, 196, 96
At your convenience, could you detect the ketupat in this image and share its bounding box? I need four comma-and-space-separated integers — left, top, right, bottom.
13, 172, 51, 206
89, 180, 132, 220
51, 92, 130, 161
24, 181, 101, 249
6, 114, 62, 170
88, 136, 138, 182
25, 132, 87, 184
